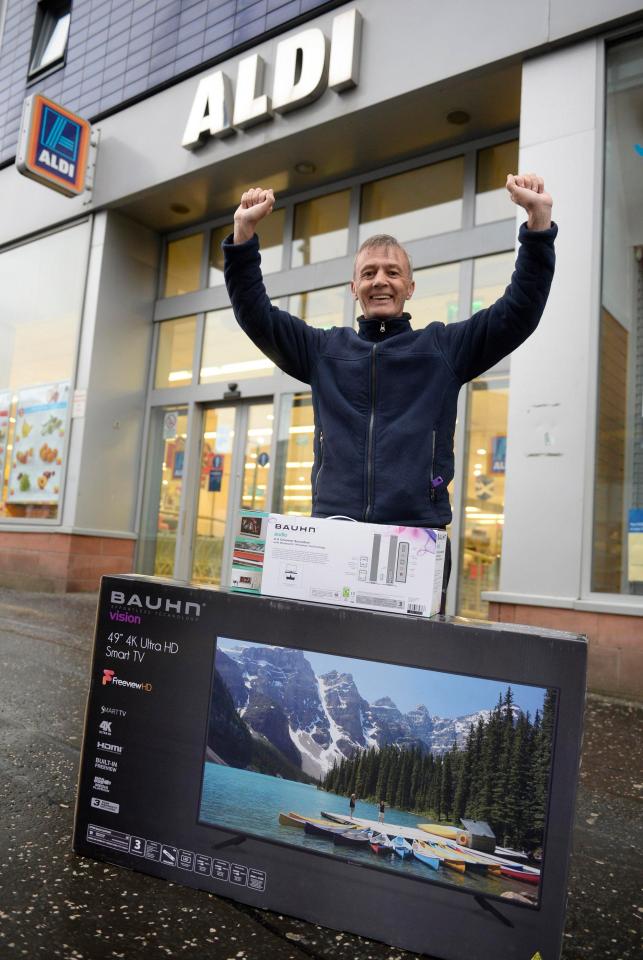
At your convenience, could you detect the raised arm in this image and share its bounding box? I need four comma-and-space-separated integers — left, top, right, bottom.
439, 173, 556, 383
233, 187, 276, 244
224, 188, 328, 384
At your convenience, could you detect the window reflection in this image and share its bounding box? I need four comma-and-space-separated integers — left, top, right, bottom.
475, 140, 518, 225
164, 234, 203, 296
359, 158, 464, 244
155, 316, 197, 389
289, 286, 345, 329
409, 263, 460, 329
272, 393, 314, 516
200, 306, 279, 383
291, 191, 350, 267
458, 376, 509, 619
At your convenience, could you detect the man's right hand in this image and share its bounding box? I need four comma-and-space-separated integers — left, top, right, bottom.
233, 187, 275, 243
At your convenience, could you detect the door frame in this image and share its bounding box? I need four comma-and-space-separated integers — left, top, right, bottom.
174, 396, 277, 585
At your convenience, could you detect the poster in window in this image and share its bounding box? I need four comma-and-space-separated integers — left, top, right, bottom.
7, 382, 70, 504
627, 509, 643, 582
0, 391, 11, 485
490, 435, 506, 474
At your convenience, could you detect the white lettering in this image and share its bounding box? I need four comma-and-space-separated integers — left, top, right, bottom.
328, 9, 362, 91
233, 54, 272, 128
110, 591, 125, 604
272, 28, 328, 114
181, 9, 361, 151
182, 71, 234, 149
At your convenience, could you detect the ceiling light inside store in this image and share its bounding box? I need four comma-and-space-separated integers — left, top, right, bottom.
476, 448, 487, 455
168, 370, 192, 382
295, 161, 316, 174
446, 110, 470, 125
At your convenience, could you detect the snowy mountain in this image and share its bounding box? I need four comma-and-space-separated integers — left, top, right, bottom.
215, 644, 522, 780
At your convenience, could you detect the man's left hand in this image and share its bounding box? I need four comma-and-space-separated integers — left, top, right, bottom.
506, 173, 553, 231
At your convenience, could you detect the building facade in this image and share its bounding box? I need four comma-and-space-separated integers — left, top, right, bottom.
0, 0, 642, 699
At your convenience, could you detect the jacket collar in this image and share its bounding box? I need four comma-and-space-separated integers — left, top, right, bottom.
356, 313, 412, 342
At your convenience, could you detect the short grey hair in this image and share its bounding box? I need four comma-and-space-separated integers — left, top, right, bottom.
353, 234, 413, 278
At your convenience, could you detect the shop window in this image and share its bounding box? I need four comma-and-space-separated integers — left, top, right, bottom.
164, 233, 203, 297
29, 0, 71, 77
209, 210, 285, 287
469, 250, 515, 320
359, 157, 464, 245
289, 286, 346, 329
155, 316, 197, 389
137, 406, 188, 578
475, 140, 519, 225
291, 190, 350, 267
0, 220, 89, 521
592, 36, 643, 595
456, 250, 514, 618
458, 375, 509, 619
408, 262, 461, 329
200, 306, 278, 384
272, 393, 314, 516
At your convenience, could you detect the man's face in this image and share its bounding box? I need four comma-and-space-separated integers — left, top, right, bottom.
351, 245, 415, 320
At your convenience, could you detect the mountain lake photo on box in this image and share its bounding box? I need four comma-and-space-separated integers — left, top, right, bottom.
198, 639, 556, 903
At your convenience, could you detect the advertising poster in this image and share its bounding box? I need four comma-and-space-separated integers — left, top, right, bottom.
0, 391, 11, 483
8, 381, 69, 504
627, 509, 643, 582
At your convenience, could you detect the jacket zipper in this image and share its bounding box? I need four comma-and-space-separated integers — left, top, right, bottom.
429, 429, 444, 502
314, 431, 324, 496
364, 344, 378, 521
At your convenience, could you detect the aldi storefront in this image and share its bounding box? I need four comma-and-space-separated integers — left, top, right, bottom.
0, 0, 641, 697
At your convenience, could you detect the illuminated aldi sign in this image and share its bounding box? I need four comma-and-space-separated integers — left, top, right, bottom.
16, 94, 91, 196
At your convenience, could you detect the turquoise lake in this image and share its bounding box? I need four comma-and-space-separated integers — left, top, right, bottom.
199, 763, 534, 900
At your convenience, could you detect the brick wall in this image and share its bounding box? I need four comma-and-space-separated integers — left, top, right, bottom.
0, 0, 343, 164
488, 601, 643, 703
0, 531, 135, 591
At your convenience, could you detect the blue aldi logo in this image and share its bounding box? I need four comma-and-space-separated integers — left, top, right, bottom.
16, 94, 91, 196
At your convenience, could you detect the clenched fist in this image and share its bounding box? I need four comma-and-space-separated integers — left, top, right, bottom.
233, 187, 276, 244
506, 173, 553, 231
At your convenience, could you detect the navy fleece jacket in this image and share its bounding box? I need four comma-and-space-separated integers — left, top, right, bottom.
223, 222, 557, 527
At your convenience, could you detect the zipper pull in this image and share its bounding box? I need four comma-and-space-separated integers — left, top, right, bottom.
380, 321, 385, 333
430, 476, 444, 503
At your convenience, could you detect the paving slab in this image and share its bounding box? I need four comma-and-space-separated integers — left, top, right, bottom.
0, 588, 640, 960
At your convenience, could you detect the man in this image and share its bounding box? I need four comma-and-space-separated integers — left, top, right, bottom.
224, 175, 556, 610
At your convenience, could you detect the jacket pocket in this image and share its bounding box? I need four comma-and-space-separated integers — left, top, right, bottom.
313, 431, 325, 496
429, 429, 444, 503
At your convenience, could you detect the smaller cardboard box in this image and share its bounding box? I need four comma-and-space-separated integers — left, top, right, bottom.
232, 511, 447, 617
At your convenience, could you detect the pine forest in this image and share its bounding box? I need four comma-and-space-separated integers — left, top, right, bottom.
320, 687, 557, 850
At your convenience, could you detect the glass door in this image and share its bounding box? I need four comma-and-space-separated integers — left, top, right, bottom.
191, 401, 273, 586
137, 406, 188, 578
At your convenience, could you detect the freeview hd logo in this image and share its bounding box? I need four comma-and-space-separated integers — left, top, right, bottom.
102, 668, 152, 693
109, 590, 202, 622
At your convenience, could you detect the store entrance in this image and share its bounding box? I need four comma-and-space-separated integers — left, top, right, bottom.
137, 400, 273, 586
190, 401, 273, 586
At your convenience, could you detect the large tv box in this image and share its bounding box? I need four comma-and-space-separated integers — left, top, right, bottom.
74, 575, 587, 960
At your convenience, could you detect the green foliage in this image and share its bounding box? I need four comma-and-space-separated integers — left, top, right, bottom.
319, 686, 557, 851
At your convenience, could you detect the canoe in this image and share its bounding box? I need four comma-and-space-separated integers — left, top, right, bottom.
417, 823, 469, 844
500, 865, 540, 885
279, 812, 304, 827
391, 835, 413, 859
333, 829, 372, 848
412, 840, 440, 871
303, 820, 350, 838
369, 832, 393, 855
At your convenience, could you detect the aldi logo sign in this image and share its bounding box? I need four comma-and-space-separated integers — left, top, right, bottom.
16, 94, 91, 196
